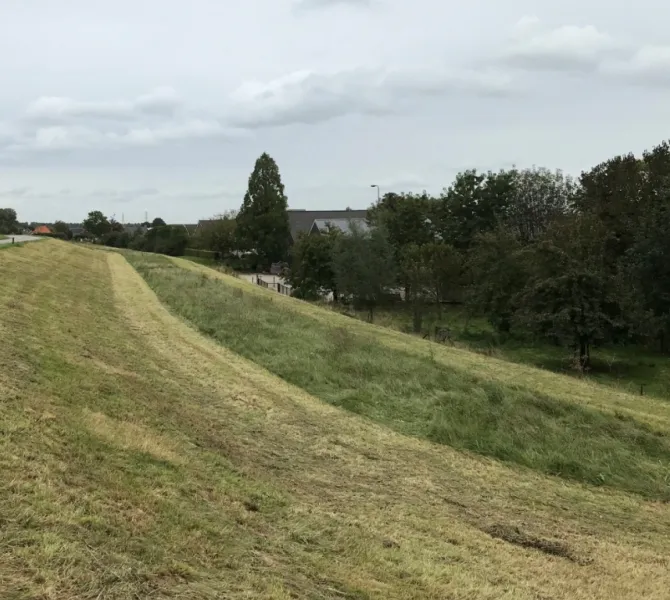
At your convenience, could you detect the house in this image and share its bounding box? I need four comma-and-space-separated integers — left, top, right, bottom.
174, 224, 198, 235
32, 225, 52, 235
288, 209, 367, 242
309, 217, 369, 236
196, 220, 217, 230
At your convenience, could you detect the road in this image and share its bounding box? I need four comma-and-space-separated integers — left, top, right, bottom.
0, 235, 41, 245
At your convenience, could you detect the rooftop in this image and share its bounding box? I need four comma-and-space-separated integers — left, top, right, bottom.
288, 209, 367, 240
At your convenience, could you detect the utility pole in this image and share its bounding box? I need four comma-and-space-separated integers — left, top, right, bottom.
370, 184, 380, 202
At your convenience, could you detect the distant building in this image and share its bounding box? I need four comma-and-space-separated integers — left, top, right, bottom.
309, 217, 369, 236
173, 224, 198, 235
32, 225, 52, 235
195, 210, 369, 242
288, 209, 367, 241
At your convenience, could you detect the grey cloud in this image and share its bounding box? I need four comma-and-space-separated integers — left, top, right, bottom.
293, 0, 374, 12
227, 65, 514, 129
601, 45, 670, 85
499, 17, 619, 72
24, 87, 182, 123
0, 186, 31, 197
3, 118, 246, 157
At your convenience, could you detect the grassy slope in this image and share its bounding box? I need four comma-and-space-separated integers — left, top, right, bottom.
123, 252, 670, 499
343, 304, 670, 400
2, 242, 670, 599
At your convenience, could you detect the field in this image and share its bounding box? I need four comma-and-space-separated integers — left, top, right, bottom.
2, 240, 670, 599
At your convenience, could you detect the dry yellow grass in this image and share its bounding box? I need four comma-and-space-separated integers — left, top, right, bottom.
1, 240, 669, 599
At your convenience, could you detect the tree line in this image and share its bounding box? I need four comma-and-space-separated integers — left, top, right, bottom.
6, 141, 670, 368
179, 142, 670, 369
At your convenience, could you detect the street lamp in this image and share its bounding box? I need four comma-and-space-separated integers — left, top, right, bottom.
370, 184, 380, 202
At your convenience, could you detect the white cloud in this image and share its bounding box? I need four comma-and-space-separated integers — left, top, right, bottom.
500, 17, 618, 71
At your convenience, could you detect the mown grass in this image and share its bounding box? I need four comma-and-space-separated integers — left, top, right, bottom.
3, 241, 670, 599
124, 252, 670, 500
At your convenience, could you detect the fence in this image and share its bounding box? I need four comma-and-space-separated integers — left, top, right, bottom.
253, 275, 292, 296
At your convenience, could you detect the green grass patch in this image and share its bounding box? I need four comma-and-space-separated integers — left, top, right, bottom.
344, 304, 670, 401
126, 253, 670, 499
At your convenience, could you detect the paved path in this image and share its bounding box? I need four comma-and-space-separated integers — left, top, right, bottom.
0, 235, 41, 245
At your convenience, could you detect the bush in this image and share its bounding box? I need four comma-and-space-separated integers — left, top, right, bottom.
102, 231, 131, 248
34, 232, 67, 240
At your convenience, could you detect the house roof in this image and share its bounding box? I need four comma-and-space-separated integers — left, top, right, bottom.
310, 218, 370, 235
32, 225, 52, 234
175, 223, 198, 232
288, 209, 367, 240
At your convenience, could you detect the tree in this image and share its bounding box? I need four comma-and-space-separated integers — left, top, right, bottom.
83, 211, 112, 237
53, 221, 73, 240
331, 225, 396, 322
286, 230, 340, 300
152, 217, 166, 227
439, 169, 516, 250
368, 191, 437, 300
236, 152, 291, 269
504, 167, 575, 242
110, 219, 124, 233
510, 212, 624, 369
624, 201, 670, 351
576, 152, 645, 267
102, 230, 131, 248
195, 213, 238, 258
0, 208, 20, 235
142, 225, 188, 256
421, 242, 462, 317
367, 192, 436, 253
399, 243, 432, 332
466, 227, 528, 333
514, 241, 622, 370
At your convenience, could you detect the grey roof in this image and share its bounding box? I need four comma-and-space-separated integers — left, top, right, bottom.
310, 218, 370, 235
288, 209, 367, 240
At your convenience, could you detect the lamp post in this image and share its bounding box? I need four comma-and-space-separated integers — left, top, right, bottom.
370, 184, 380, 202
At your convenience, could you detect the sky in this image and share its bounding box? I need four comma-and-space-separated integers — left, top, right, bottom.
2, 0, 670, 224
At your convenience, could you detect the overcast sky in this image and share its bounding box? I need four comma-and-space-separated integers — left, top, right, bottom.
2, 0, 670, 223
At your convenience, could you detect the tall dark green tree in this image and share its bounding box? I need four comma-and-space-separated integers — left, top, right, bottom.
237, 152, 290, 269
